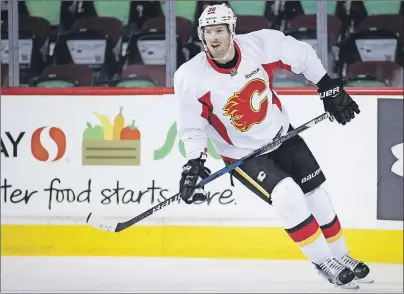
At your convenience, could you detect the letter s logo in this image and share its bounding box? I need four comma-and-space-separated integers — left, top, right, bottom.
391, 143, 403, 177
31, 127, 66, 162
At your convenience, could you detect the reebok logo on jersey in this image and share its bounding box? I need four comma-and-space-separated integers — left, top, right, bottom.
245, 68, 260, 79
301, 168, 321, 184
319, 86, 340, 99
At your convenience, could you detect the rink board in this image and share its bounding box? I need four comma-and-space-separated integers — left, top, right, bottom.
1, 224, 403, 263
1, 88, 403, 263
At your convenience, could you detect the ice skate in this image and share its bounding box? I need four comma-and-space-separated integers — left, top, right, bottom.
339, 253, 374, 283
314, 257, 359, 290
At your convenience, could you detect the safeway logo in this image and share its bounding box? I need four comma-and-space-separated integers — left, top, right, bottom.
31, 126, 66, 162
391, 143, 403, 177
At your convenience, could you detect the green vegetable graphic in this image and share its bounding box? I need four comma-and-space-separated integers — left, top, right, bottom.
207, 139, 220, 159
179, 140, 186, 157
154, 123, 177, 160
154, 123, 220, 160
83, 122, 104, 141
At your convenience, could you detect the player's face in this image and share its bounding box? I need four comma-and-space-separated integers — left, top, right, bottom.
203, 24, 231, 58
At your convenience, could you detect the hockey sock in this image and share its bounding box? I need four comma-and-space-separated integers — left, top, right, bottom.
305, 185, 348, 259
271, 177, 332, 264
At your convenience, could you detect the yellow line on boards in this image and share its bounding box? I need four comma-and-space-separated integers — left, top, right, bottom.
1, 225, 402, 264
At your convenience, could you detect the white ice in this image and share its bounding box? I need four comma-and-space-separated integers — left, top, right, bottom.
1, 257, 403, 293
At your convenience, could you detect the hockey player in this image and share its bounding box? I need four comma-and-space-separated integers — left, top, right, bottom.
175, 3, 371, 290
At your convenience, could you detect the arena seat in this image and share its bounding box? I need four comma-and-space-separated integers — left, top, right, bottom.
31, 64, 94, 87
344, 60, 403, 87
113, 64, 165, 87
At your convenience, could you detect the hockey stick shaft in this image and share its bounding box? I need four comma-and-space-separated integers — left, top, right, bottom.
196, 112, 331, 188
87, 112, 330, 232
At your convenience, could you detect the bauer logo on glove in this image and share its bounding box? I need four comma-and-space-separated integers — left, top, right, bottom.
318, 86, 340, 99
317, 79, 360, 126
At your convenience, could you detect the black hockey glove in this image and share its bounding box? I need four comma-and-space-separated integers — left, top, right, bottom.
179, 154, 211, 204
317, 79, 360, 125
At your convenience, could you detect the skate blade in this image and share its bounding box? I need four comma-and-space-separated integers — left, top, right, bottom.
356, 276, 374, 284
337, 281, 360, 291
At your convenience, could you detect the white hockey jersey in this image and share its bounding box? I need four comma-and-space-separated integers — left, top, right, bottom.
175, 29, 327, 161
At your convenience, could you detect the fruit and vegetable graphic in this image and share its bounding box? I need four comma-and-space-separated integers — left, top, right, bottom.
82, 107, 141, 166
94, 112, 114, 141
121, 120, 141, 140
113, 106, 125, 140
153, 122, 220, 160
83, 123, 104, 141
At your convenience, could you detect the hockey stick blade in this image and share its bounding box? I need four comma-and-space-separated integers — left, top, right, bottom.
86, 112, 330, 233
86, 194, 182, 232
86, 212, 119, 232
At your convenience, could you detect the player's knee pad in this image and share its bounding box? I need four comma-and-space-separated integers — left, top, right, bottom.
271, 177, 312, 229
305, 184, 336, 225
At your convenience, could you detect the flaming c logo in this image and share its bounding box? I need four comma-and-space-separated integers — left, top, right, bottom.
223, 78, 268, 132
31, 127, 66, 162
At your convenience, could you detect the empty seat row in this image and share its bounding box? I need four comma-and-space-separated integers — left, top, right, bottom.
3, 1, 403, 32
2, 12, 403, 81
3, 60, 402, 89
27, 63, 166, 88
1, 0, 403, 88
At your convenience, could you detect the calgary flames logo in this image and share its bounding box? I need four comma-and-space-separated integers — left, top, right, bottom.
223, 79, 268, 132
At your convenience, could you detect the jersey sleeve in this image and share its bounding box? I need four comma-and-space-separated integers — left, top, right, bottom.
174, 67, 209, 160
256, 29, 327, 84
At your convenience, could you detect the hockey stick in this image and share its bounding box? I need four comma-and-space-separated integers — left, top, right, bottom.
86, 112, 331, 233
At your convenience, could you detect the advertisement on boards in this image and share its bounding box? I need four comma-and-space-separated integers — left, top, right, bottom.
377, 98, 403, 221
0, 95, 276, 224
1, 94, 402, 230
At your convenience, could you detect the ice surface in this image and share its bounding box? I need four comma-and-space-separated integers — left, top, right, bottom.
1, 257, 403, 293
